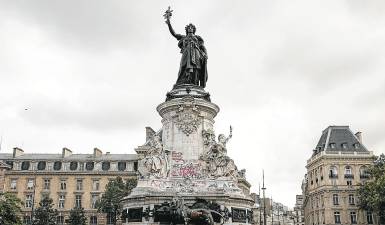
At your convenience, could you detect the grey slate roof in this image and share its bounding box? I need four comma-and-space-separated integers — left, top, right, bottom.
0, 153, 138, 161
313, 126, 368, 155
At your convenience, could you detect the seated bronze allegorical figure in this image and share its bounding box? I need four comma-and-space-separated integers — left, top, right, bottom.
164, 7, 208, 88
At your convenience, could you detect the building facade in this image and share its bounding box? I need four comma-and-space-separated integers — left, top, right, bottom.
0, 147, 138, 225
293, 194, 304, 225
303, 126, 377, 225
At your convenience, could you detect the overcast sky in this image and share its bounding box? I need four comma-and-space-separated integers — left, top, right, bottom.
1, 0, 385, 207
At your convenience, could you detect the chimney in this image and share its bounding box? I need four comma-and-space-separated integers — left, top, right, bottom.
355, 132, 362, 143
13, 147, 24, 158
145, 127, 155, 141
93, 148, 103, 157
62, 147, 72, 158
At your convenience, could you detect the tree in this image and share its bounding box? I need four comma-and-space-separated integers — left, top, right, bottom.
68, 207, 87, 225
97, 176, 137, 225
32, 197, 58, 225
358, 154, 385, 224
0, 192, 23, 225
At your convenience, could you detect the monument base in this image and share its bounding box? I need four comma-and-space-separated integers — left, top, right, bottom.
123, 85, 255, 224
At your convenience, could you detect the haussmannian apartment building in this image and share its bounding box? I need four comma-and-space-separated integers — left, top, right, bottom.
293, 194, 304, 225
303, 126, 378, 225
0, 147, 138, 225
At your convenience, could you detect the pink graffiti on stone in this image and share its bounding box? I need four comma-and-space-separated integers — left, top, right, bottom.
171, 162, 203, 178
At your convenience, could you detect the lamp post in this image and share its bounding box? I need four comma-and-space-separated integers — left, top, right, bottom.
262, 170, 267, 225
259, 184, 262, 225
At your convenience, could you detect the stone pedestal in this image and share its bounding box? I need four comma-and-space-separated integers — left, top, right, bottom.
123, 85, 254, 225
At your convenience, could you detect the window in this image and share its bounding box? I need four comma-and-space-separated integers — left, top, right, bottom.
92, 180, 100, 191
21, 161, 30, 170
350, 212, 357, 224
329, 166, 338, 178
118, 162, 126, 171
5, 161, 14, 169
367, 211, 374, 224
37, 161, 46, 170
333, 194, 339, 205
10, 179, 17, 190
349, 194, 355, 205
329, 143, 336, 149
107, 212, 114, 225
345, 166, 354, 179
360, 166, 370, 179
75, 195, 82, 208
58, 195, 65, 208
53, 161, 62, 170
347, 180, 353, 186
43, 179, 50, 190
25, 194, 33, 208
23, 215, 32, 225
345, 166, 352, 174
86, 162, 94, 170
341, 143, 348, 149
102, 162, 110, 171
70, 161, 78, 170
60, 180, 66, 190
27, 179, 34, 190
354, 143, 360, 149
91, 194, 99, 209
90, 216, 98, 225
56, 216, 64, 225
76, 179, 83, 191
134, 162, 138, 171
334, 212, 341, 224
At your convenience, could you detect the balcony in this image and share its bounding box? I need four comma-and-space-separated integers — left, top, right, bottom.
344, 174, 354, 179
329, 174, 338, 179
360, 174, 370, 179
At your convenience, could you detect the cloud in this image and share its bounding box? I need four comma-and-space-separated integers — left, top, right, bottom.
1, 0, 385, 207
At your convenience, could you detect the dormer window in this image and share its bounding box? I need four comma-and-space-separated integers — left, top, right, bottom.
329, 143, 336, 149
86, 162, 94, 171
341, 143, 348, 149
53, 161, 62, 171
353, 143, 360, 149
37, 161, 46, 170
70, 161, 78, 171
102, 162, 110, 171
21, 161, 30, 170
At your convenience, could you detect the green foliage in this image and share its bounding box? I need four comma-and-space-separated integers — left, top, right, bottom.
358, 154, 385, 223
0, 192, 23, 225
68, 207, 87, 225
32, 197, 58, 225
97, 176, 137, 225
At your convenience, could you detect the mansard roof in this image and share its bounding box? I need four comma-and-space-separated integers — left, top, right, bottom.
313, 125, 368, 155
0, 153, 138, 161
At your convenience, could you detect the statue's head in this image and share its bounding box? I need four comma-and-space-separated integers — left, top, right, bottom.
185, 23, 196, 34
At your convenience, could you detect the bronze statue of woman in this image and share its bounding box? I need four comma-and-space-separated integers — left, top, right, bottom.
164, 7, 208, 88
